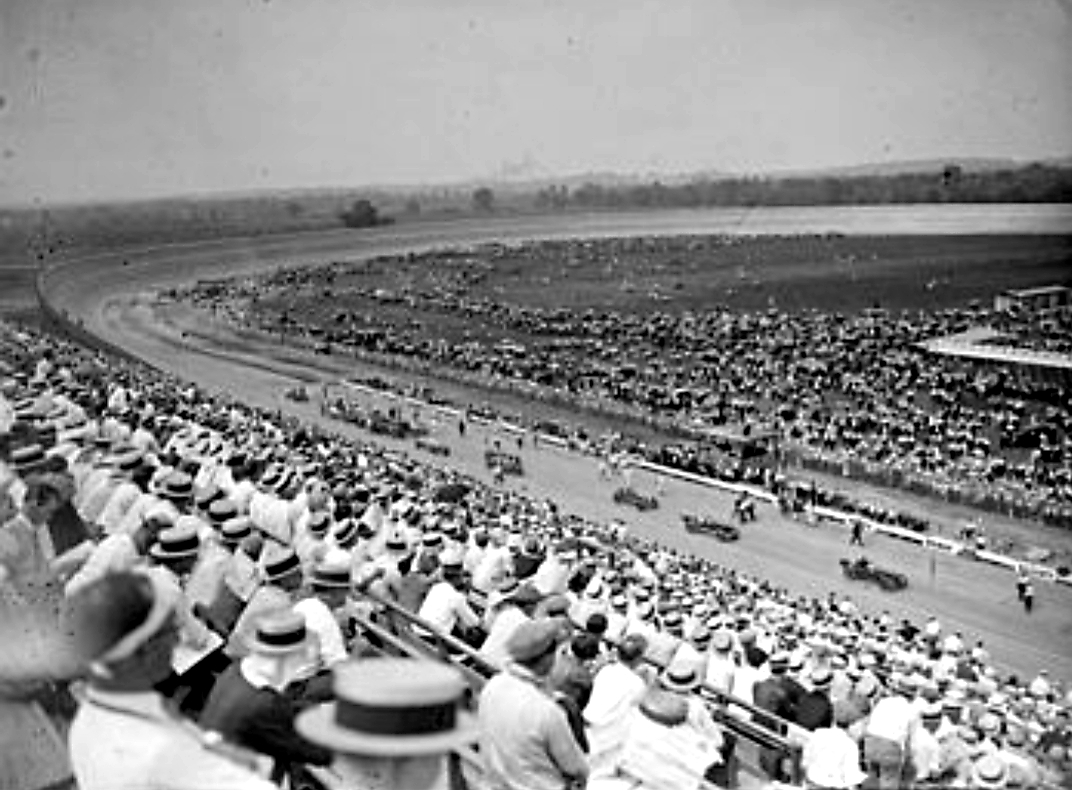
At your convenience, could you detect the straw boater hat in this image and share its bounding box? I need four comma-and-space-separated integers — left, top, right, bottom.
221, 517, 253, 545
150, 524, 202, 561
639, 688, 689, 727
10, 443, 47, 476
971, 753, 1009, 789
310, 559, 352, 590
208, 499, 238, 527
153, 471, 194, 503
263, 549, 302, 584
296, 659, 478, 757
248, 610, 312, 656
307, 510, 331, 539
660, 663, 702, 694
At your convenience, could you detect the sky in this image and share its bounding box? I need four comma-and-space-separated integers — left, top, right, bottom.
0, 0, 1070, 206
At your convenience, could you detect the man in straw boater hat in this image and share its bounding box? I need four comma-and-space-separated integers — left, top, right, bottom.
478, 618, 589, 790
292, 557, 353, 673
227, 547, 305, 659
200, 609, 334, 785
64, 568, 277, 790
295, 657, 479, 790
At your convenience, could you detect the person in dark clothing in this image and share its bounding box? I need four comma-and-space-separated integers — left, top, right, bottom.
795, 667, 835, 731
850, 519, 865, 547
1022, 582, 1035, 613
200, 610, 332, 784
753, 653, 797, 779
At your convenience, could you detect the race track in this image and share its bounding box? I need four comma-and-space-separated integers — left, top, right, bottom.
42, 213, 1072, 683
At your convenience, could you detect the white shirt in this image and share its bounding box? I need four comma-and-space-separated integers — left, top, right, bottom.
802, 726, 868, 789
480, 606, 531, 670
865, 694, 918, 746
292, 595, 348, 669
417, 580, 479, 635
64, 533, 142, 597
69, 687, 275, 790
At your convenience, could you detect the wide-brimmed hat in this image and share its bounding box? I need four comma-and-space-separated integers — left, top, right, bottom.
296, 658, 478, 757
263, 549, 302, 584
248, 610, 312, 655
150, 524, 201, 561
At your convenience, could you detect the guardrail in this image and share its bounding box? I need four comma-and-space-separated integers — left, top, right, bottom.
345, 590, 803, 788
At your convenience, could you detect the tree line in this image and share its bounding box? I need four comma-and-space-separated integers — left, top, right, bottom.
530, 163, 1072, 211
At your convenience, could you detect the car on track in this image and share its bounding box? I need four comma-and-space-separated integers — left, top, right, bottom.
613, 487, 659, 512
681, 513, 740, 541
485, 450, 523, 476
415, 436, 451, 457
839, 556, 908, 592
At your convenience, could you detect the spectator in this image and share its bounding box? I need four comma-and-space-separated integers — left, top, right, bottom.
199, 609, 333, 784
478, 618, 588, 790
296, 658, 478, 790
64, 568, 276, 789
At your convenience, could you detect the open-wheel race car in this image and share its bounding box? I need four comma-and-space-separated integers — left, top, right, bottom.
682, 514, 740, 542
839, 557, 908, 592
613, 487, 659, 512
485, 450, 524, 476
415, 436, 451, 457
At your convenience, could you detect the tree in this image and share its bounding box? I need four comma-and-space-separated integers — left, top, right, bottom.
472, 187, 495, 213
404, 198, 422, 216
340, 199, 386, 228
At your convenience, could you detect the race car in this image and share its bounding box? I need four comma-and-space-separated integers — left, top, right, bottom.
681, 513, 740, 542
613, 487, 659, 512
839, 556, 908, 592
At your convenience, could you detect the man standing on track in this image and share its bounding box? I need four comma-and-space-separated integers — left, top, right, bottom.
850, 519, 865, 547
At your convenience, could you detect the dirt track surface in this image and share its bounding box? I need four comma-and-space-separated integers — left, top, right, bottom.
42, 212, 1072, 684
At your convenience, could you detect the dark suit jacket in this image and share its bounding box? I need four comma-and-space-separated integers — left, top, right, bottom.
795, 689, 834, 731
752, 675, 795, 729
200, 663, 332, 771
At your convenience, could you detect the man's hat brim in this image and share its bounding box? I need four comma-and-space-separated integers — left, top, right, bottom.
296, 704, 479, 757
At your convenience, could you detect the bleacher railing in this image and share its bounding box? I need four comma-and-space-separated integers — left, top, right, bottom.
346, 590, 804, 789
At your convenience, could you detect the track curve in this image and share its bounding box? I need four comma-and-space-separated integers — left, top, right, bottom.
40, 210, 1072, 683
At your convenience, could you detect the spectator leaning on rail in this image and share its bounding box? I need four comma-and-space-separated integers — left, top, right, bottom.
478, 617, 589, 790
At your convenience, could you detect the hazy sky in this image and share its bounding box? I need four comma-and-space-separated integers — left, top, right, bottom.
1, 0, 1070, 206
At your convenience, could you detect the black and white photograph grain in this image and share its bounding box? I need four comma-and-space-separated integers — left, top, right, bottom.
1, 1, 1071, 789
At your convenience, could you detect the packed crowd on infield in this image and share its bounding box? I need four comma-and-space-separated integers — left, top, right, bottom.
1, 317, 1071, 790
175, 236, 1072, 531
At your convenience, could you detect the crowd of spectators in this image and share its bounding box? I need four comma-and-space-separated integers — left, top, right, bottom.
173, 235, 1072, 529
2, 317, 1071, 790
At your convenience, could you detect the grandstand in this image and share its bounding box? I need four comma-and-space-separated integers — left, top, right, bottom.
2, 317, 1071, 790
